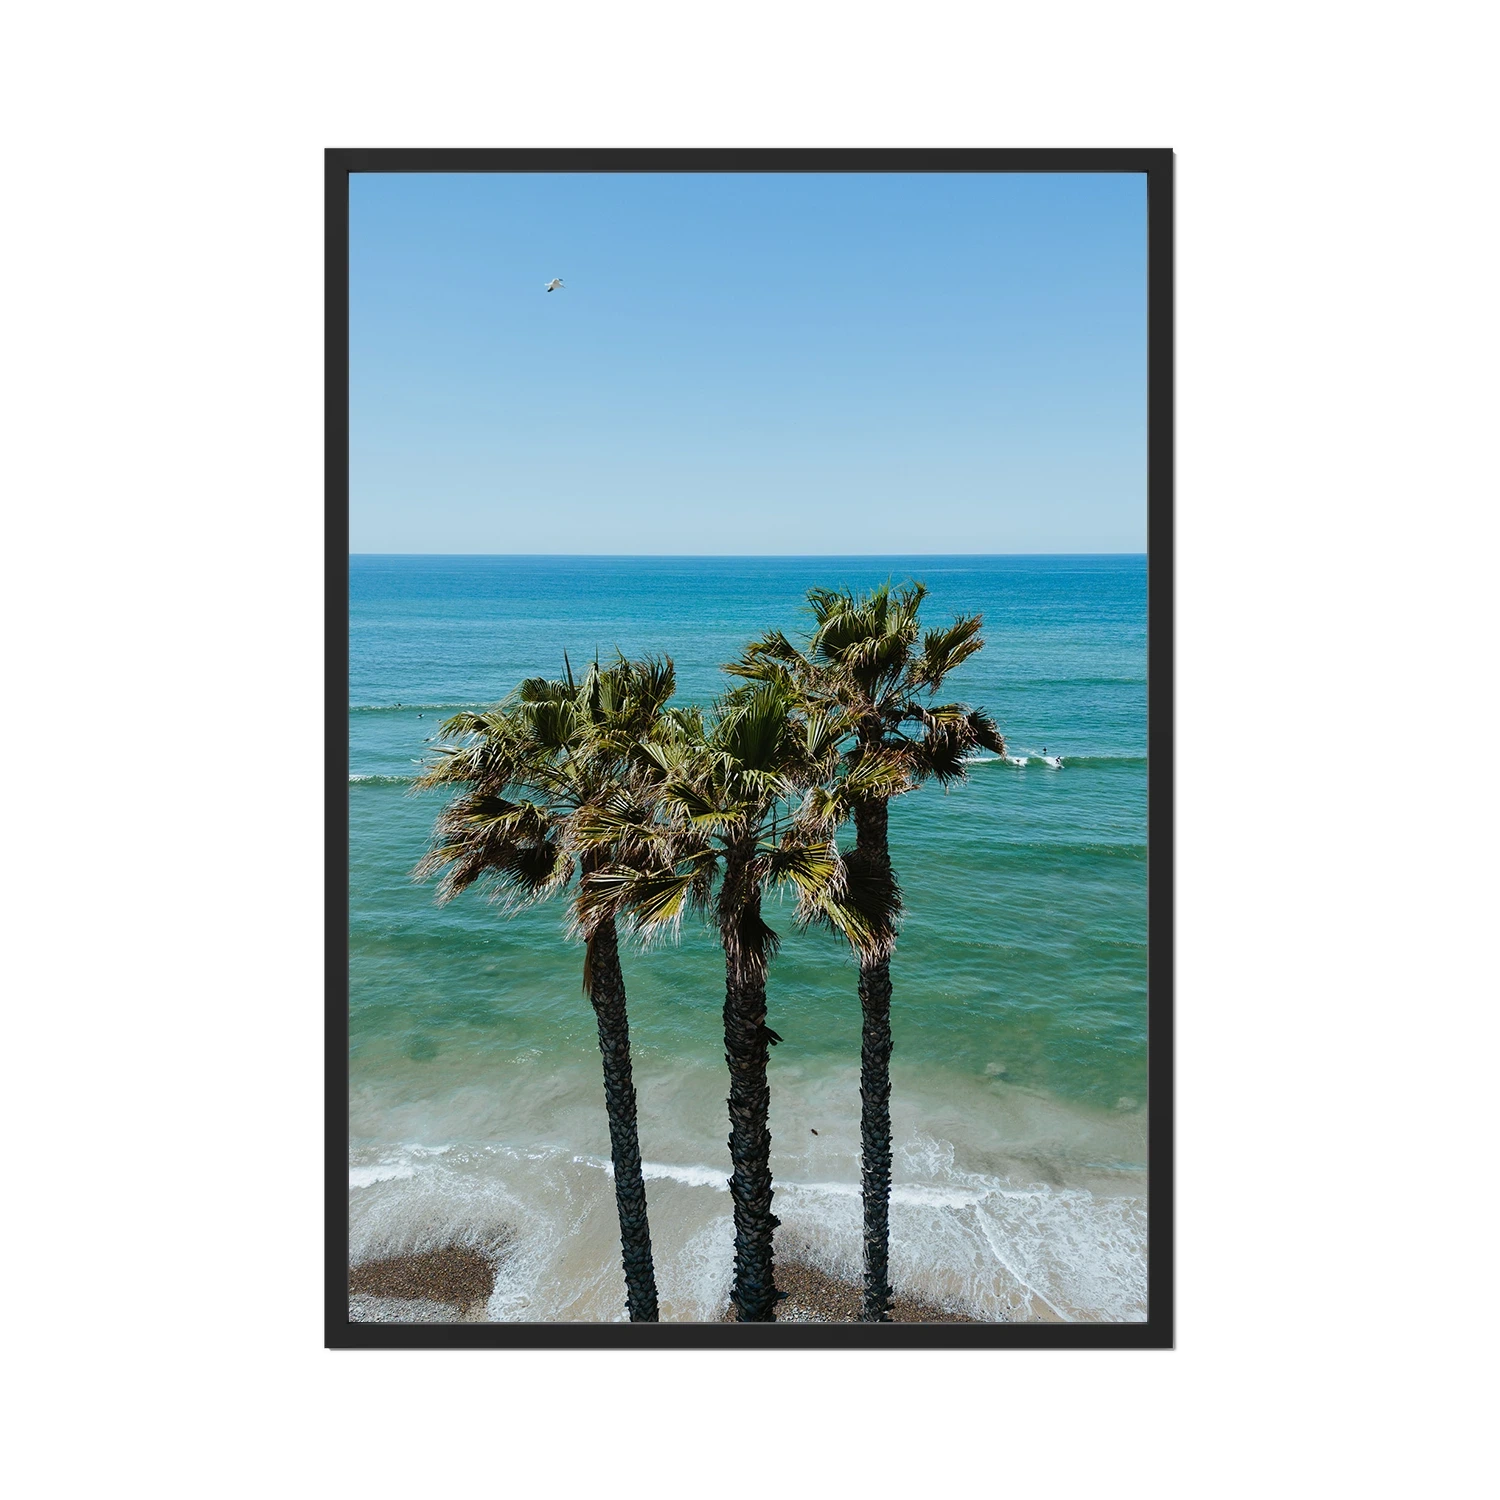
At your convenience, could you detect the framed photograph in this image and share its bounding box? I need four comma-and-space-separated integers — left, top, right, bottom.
327, 148, 1172, 1347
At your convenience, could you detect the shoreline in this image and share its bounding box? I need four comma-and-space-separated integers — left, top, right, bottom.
347, 1242, 1014, 1324
348, 1123, 1147, 1321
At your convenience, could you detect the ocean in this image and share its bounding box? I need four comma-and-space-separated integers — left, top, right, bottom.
348, 554, 1149, 1321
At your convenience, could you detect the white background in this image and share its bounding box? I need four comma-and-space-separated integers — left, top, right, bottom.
2, 2, 1495, 1495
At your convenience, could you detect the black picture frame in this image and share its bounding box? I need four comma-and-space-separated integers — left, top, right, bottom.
326, 147, 1173, 1349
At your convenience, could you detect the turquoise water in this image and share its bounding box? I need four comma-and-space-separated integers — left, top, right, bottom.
349, 555, 1148, 1321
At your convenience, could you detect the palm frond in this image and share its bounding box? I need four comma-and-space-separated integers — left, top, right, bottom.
413, 652, 697, 942
733, 766, 798, 802
725, 630, 812, 690
657, 704, 705, 740
798, 746, 909, 829
414, 814, 568, 908
521, 697, 582, 753
965, 707, 1005, 756
725, 905, 781, 972
579, 854, 716, 940
434, 708, 497, 738
515, 676, 573, 705
902, 702, 1005, 785
802, 707, 855, 765
834, 849, 901, 957
800, 784, 846, 832
907, 701, 969, 728
619, 654, 677, 719
788, 835, 895, 960
888, 580, 929, 634
841, 746, 913, 802
912, 614, 984, 690
712, 683, 790, 772
759, 835, 843, 903
804, 586, 855, 629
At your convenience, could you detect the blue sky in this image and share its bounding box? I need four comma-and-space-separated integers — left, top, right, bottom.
350, 172, 1145, 554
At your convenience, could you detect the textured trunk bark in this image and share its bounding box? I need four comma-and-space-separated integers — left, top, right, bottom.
587, 916, 660, 1322
853, 796, 896, 1322
721, 852, 779, 1322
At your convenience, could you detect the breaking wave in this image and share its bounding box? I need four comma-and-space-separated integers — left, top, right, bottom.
963, 753, 1146, 768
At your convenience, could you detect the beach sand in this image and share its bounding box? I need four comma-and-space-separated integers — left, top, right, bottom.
347, 1242, 992, 1323
724, 1260, 984, 1323
347, 1245, 500, 1322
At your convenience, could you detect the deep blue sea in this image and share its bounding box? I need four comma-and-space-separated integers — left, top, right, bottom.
349, 555, 1149, 1321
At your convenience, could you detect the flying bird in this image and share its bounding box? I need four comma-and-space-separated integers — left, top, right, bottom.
544, 278, 564, 293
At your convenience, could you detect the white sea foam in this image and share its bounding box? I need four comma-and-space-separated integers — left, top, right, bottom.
659, 1216, 735, 1319
967, 751, 1074, 769
642, 1161, 731, 1190
575, 1154, 731, 1190
349, 1162, 415, 1188
765, 1136, 1145, 1322
348, 1123, 1147, 1322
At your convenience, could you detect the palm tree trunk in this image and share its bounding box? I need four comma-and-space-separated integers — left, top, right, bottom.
723, 961, 779, 1321
721, 859, 779, 1322
853, 797, 896, 1322
587, 916, 660, 1322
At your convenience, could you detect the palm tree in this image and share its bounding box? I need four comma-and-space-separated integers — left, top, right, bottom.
412, 654, 678, 1322
577, 682, 890, 1322
729, 582, 1004, 1320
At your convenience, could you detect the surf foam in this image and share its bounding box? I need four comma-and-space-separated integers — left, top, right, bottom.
348, 1131, 1146, 1323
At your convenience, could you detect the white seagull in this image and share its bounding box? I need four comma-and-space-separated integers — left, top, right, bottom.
544, 278, 564, 293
